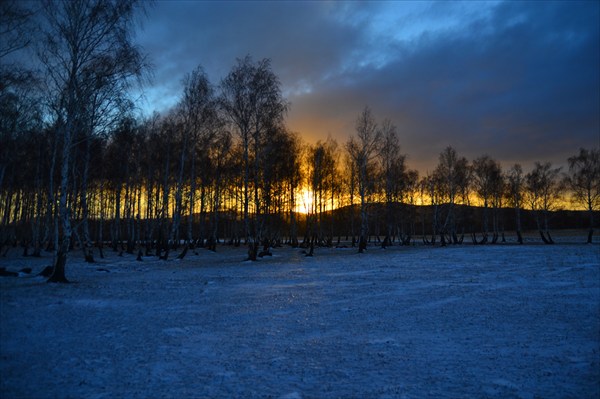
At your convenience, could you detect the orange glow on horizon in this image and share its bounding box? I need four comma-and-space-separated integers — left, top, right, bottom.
295, 188, 314, 215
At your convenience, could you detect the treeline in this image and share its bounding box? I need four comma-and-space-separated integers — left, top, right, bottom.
0, 1, 599, 282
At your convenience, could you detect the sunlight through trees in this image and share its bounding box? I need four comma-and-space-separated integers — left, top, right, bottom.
0, 1, 598, 274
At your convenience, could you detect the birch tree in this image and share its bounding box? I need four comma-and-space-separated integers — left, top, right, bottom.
171, 66, 218, 259
507, 164, 525, 244
39, 0, 147, 282
433, 146, 469, 245
220, 56, 287, 260
564, 148, 600, 243
346, 106, 381, 253
377, 119, 405, 248
472, 155, 503, 244
525, 162, 562, 244
0, 0, 35, 60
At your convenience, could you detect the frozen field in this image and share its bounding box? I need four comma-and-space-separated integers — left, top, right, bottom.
1, 242, 599, 398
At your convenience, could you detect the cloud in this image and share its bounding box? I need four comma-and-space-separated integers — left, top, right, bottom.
135, 0, 599, 173
286, 1, 600, 171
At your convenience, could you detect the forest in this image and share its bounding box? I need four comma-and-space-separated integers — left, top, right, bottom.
1, 1, 599, 283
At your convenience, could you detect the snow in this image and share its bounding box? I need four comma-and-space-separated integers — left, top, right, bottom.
1, 242, 599, 398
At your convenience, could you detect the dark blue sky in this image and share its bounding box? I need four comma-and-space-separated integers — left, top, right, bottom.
134, 0, 599, 172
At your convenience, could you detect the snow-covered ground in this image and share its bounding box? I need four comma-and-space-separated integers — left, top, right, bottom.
1, 241, 599, 398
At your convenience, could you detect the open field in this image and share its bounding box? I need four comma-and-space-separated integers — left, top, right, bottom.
1, 242, 599, 398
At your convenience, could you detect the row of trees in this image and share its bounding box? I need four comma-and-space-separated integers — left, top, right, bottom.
2, 93, 597, 254
341, 109, 598, 250
1, 1, 599, 282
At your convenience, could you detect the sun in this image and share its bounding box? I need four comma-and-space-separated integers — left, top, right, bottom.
295, 188, 314, 214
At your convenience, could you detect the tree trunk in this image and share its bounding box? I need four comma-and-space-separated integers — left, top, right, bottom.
515, 206, 523, 244
208, 172, 222, 253
49, 123, 72, 283
32, 144, 44, 257
247, 241, 258, 261
243, 135, 250, 245
516, 230, 523, 245
481, 200, 489, 244
358, 170, 368, 254
289, 183, 298, 247
80, 113, 95, 262
187, 154, 196, 248
170, 137, 187, 254
159, 147, 171, 259
542, 210, 553, 244
112, 185, 121, 251
587, 208, 594, 244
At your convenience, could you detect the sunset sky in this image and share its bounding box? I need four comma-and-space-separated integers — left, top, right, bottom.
134, 0, 599, 173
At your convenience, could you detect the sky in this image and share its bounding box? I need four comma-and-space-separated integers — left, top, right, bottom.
133, 0, 600, 173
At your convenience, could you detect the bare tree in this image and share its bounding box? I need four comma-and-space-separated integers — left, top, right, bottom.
525, 162, 562, 244
433, 146, 469, 245
0, 74, 42, 220
285, 132, 303, 248
420, 172, 441, 245
346, 106, 381, 253
472, 155, 503, 244
154, 115, 177, 259
506, 164, 525, 244
103, 117, 140, 254
38, 0, 147, 282
303, 140, 334, 254
0, 12, 42, 251
220, 56, 288, 260
206, 129, 232, 252
0, 0, 36, 60
343, 151, 359, 247
170, 66, 218, 258
305, 138, 337, 250
564, 148, 600, 243
301, 143, 318, 255
490, 163, 506, 243
257, 124, 293, 252
0, 1, 39, 253
377, 119, 406, 247
400, 169, 419, 244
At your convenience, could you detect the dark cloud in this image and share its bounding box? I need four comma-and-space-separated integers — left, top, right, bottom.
136, 1, 364, 89
135, 0, 599, 172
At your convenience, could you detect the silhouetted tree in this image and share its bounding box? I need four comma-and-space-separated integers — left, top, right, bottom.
206, 129, 232, 251
525, 162, 562, 244
104, 117, 140, 253
0, 0, 35, 59
307, 139, 337, 248
258, 125, 297, 252
172, 66, 219, 258
564, 148, 600, 243
285, 132, 303, 247
472, 155, 503, 243
490, 163, 506, 242
402, 169, 420, 244
220, 56, 288, 260
343, 151, 359, 247
0, 71, 43, 252
38, 0, 147, 282
507, 164, 525, 244
346, 106, 381, 253
324, 138, 339, 247
0, 1, 42, 251
420, 173, 439, 245
138, 113, 162, 256
433, 146, 469, 245
377, 119, 406, 247
303, 139, 336, 254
